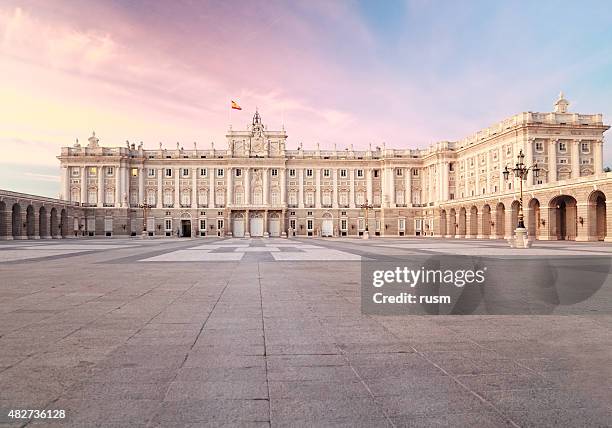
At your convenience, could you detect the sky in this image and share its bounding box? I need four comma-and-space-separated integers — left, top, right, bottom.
1, 0, 612, 197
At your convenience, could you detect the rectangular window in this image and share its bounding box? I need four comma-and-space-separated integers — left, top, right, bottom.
535, 142, 543, 152
131, 168, 138, 177
217, 219, 224, 230
306, 169, 313, 177
396, 169, 403, 176
271, 169, 278, 176
581, 142, 589, 153
199, 168, 207, 176
290, 219, 296, 229
340, 169, 347, 178
398, 218, 405, 231
307, 219, 313, 230
323, 169, 330, 177
559, 142, 567, 152
356, 169, 364, 178
235, 168, 242, 177
164, 219, 172, 231
71, 167, 79, 177
200, 219, 206, 230
412, 169, 418, 176
217, 169, 224, 177
148, 168, 156, 177
374, 169, 379, 178
182, 168, 189, 177
89, 167, 97, 176
341, 219, 347, 230
289, 169, 296, 177
165, 168, 172, 177
106, 167, 114, 176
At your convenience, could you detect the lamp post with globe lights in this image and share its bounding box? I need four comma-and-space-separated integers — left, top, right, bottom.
503, 149, 540, 248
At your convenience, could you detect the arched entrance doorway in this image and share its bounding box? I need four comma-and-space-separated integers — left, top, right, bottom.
50, 207, 58, 238
549, 195, 577, 240
449, 209, 456, 237
321, 212, 333, 237
180, 213, 192, 237
588, 191, 606, 241
39, 206, 48, 238
269, 213, 281, 237
233, 212, 245, 238
469, 206, 478, 237
481, 205, 491, 238
11, 203, 22, 239
26, 205, 35, 238
60, 209, 68, 238
528, 199, 541, 239
496, 203, 505, 238
440, 210, 447, 236
458, 207, 466, 237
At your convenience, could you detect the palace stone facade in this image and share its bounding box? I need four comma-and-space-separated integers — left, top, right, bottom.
3, 93, 608, 242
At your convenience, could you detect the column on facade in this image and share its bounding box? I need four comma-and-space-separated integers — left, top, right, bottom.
465, 160, 470, 198
227, 168, 233, 206
485, 152, 490, 194
405, 167, 412, 206
280, 168, 286, 205
174, 168, 180, 207
428, 166, 434, 204
366, 168, 373, 204
575, 202, 592, 241
80, 166, 87, 204
594, 140, 604, 175
548, 139, 557, 183
298, 168, 304, 208
139, 167, 145, 205
60, 166, 69, 200
115, 165, 122, 207
440, 162, 448, 202
191, 168, 197, 208
97, 166, 104, 207
263, 168, 269, 206
314, 168, 321, 208
524, 139, 533, 188
605, 201, 612, 242
571, 139, 580, 179
538, 206, 553, 240
436, 163, 443, 202
208, 170, 215, 207
349, 168, 355, 208
474, 156, 480, 196
504, 204, 514, 239
124, 165, 130, 208
244, 167, 250, 205
157, 168, 163, 208
388, 167, 395, 207
332, 168, 339, 208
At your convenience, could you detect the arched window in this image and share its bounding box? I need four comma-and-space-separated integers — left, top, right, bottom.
147, 191, 156, 206
71, 188, 80, 202
105, 190, 114, 205
198, 191, 208, 206
271, 191, 279, 205
180, 192, 190, 207
163, 191, 173, 207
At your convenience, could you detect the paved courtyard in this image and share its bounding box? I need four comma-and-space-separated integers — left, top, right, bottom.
0, 237, 611, 427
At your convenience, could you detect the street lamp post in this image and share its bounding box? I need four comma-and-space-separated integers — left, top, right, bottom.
360, 199, 374, 239
138, 203, 154, 238
503, 149, 540, 248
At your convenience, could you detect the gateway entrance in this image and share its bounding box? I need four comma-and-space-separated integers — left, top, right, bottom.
181, 220, 191, 237
269, 218, 280, 237
233, 218, 245, 238
250, 217, 264, 237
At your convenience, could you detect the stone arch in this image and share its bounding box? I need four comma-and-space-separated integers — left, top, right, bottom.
496, 202, 505, 238
510, 200, 521, 236
527, 198, 541, 238
11, 203, 22, 239
481, 204, 491, 238
449, 208, 457, 237
50, 207, 58, 238
26, 205, 35, 238
469, 206, 478, 237
39, 206, 48, 238
549, 195, 578, 240
439, 210, 447, 237
60, 208, 68, 238
458, 207, 466, 237
587, 190, 606, 241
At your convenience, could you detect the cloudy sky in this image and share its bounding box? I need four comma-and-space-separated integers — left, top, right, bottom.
2, 0, 612, 197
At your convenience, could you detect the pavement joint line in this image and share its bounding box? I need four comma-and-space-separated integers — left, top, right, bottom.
257, 262, 273, 426
327, 285, 523, 428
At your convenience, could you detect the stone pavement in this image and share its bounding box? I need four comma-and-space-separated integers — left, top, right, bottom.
0, 237, 611, 427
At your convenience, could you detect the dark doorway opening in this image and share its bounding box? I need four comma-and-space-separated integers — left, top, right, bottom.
181, 220, 191, 237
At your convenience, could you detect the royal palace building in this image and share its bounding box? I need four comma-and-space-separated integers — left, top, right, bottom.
3, 93, 605, 242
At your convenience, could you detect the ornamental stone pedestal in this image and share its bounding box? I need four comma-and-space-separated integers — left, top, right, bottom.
509, 227, 532, 248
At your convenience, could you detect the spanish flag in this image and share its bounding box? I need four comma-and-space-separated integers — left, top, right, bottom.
231, 100, 242, 110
